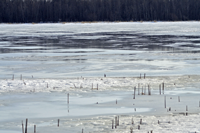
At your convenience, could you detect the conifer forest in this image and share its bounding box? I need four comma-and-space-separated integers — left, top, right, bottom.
0, 0, 200, 23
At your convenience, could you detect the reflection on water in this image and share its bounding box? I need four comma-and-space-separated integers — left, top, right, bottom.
0, 22, 200, 79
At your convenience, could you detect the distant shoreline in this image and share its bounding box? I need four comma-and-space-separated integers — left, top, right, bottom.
1, 21, 200, 24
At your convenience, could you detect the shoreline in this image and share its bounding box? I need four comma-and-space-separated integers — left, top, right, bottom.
0, 21, 200, 24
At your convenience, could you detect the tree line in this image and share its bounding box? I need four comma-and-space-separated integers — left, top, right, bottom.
0, 0, 200, 23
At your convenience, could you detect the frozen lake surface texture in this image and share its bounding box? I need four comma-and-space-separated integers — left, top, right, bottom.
0, 22, 200, 133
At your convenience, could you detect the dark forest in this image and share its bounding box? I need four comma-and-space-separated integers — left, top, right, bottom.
0, 0, 200, 23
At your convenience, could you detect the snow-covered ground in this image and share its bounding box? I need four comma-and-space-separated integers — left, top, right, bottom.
0, 22, 200, 132
0, 75, 200, 93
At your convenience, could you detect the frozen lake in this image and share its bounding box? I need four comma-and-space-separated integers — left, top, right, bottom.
1, 22, 200, 133
0, 22, 200, 79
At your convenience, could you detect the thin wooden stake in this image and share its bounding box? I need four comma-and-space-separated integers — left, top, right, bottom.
34, 125, 36, 133
150, 85, 151, 95
140, 119, 142, 124
133, 87, 136, 99
144, 73, 146, 79
138, 125, 140, 130
116, 99, 117, 104
159, 84, 161, 95
158, 120, 159, 124
148, 84, 151, 95
22, 121, 24, 133
142, 86, 143, 94
92, 83, 93, 90
12, 74, 14, 80
25, 118, 28, 133
112, 120, 114, 129
68, 103, 69, 113
130, 127, 133, 133
164, 96, 166, 108
132, 118, 134, 125
178, 96, 180, 102
97, 84, 98, 90
115, 117, 117, 128
118, 116, 119, 126
186, 105, 188, 111
58, 119, 59, 127
162, 82, 164, 94
140, 73, 141, 79
138, 83, 140, 95
67, 93, 69, 104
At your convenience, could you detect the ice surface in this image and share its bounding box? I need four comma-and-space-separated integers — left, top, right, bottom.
0, 22, 200, 79
1, 22, 200, 132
